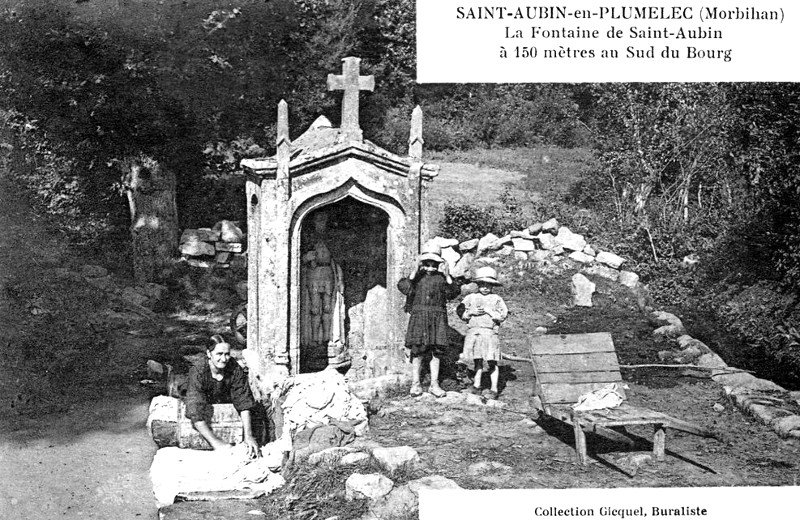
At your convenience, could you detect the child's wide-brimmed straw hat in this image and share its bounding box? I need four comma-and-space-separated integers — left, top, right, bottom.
419, 242, 444, 263
473, 266, 502, 285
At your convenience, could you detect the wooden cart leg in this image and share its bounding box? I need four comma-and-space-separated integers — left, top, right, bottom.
573, 421, 588, 465
653, 423, 666, 462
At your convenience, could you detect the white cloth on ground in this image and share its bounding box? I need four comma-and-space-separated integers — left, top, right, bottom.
572, 383, 625, 411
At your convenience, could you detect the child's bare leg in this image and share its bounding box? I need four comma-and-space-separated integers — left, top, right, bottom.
412, 356, 422, 384
472, 359, 484, 390
410, 355, 423, 395
488, 360, 499, 393
429, 355, 443, 392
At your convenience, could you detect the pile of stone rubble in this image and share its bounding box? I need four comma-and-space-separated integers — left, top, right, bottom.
430, 217, 640, 308
179, 220, 245, 268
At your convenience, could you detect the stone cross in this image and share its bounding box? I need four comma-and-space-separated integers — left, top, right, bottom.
327, 57, 374, 141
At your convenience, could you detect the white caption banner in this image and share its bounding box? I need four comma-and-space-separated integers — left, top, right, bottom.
419, 486, 797, 520
417, 1, 799, 82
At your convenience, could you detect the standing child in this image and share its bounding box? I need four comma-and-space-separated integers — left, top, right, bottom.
397, 243, 460, 397
459, 266, 508, 400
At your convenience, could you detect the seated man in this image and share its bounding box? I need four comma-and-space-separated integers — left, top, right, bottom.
184, 334, 260, 457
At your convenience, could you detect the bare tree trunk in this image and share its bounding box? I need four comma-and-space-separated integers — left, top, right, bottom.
122, 154, 179, 284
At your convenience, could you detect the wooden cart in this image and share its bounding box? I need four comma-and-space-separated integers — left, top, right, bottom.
530, 332, 716, 465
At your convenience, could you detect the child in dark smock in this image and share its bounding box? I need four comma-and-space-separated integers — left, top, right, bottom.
397, 243, 460, 397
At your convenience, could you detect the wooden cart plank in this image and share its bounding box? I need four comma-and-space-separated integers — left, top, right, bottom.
535, 371, 623, 384
590, 425, 636, 446
662, 416, 716, 437
578, 405, 671, 423
532, 352, 621, 373
529, 332, 616, 355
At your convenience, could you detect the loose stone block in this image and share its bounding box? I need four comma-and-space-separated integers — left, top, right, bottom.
529, 250, 550, 262
340, 452, 371, 465
214, 252, 231, 264
159, 500, 267, 520
511, 237, 536, 252
477, 233, 500, 254
213, 220, 244, 243
554, 227, 587, 251
180, 241, 215, 257
496, 245, 514, 256
371, 446, 420, 472
514, 251, 529, 261
618, 270, 639, 287
528, 222, 543, 234
582, 264, 620, 282
697, 352, 728, 370
596, 251, 626, 269
571, 273, 595, 307
510, 230, 534, 239
774, 415, 800, 438
541, 218, 559, 233
146, 396, 245, 450
181, 228, 221, 243
407, 475, 462, 495
536, 233, 557, 250
568, 251, 594, 264
215, 242, 243, 253
364, 286, 389, 348
459, 238, 479, 252
441, 246, 461, 267
345, 473, 394, 501
652, 311, 686, 338
368, 484, 418, 519
451, 252, 475, 278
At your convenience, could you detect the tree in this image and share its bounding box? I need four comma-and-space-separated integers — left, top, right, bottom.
119, 154, 179, 284
588, 83, 735, 261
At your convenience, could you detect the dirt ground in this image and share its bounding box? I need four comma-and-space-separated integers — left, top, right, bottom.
2, 160, 800, 520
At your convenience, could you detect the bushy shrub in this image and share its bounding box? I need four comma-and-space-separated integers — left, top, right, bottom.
438, 204, 498, 242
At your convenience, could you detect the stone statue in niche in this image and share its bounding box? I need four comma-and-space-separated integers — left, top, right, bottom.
301, 212, 346, 362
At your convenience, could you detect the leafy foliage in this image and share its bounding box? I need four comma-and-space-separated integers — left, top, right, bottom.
438, 204, 497, 242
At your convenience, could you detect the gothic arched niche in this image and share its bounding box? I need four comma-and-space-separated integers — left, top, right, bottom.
298, 197, 389, 373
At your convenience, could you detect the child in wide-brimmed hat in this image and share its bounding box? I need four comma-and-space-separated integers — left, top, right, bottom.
397, 242, 460, 397
458, 266, 508, 400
